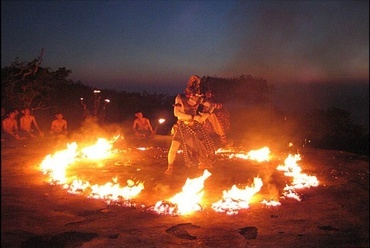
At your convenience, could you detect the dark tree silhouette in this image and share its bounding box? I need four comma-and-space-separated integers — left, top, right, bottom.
1, 49, 73, 113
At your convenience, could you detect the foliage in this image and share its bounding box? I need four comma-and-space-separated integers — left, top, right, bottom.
1, 50, 74, 113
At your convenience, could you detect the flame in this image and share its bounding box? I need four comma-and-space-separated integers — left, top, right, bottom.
65, 179, 91, 194
89, 178, 144, 203
215, 147, 235, 154
212, 177, 263, 215
260, 199, 281, 207
40, 142, 78, 184
276, 154, 319, 201
40, 138, 144, 205
39, 139, 320, 213
81, 138, 113, 159
229, 147, 271, 162
111, 133, 122, 143
152, 170, 212, 215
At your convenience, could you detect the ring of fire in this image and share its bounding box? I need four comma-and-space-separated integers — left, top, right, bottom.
40, 137, 319, 216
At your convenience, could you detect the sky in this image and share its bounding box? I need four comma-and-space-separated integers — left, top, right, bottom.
1, 0, 369, 95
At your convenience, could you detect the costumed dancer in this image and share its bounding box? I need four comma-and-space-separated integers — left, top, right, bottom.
165, 75, 216, 175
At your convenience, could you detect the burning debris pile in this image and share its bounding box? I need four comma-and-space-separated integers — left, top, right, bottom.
39, 137, 320, 216
212, 177, 263, 215
150, 170, 212, 215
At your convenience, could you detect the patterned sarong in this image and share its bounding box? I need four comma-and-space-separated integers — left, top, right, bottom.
203, 109, 230, 135
173, 121, 215, 168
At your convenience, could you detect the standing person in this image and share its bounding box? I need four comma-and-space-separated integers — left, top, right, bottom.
19, 108, 44, 138
165, 75, 215, 175
50, 112, 68, 138
201, 89, 231, 146
1, 109, 22, 140
132, 112, 155, 138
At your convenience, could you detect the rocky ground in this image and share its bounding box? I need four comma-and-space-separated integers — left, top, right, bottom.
1, 135, 369, 248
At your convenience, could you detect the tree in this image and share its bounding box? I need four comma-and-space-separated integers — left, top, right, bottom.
1, 49, 72, 113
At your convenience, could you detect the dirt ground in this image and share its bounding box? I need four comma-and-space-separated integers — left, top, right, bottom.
1, 135, 369, 248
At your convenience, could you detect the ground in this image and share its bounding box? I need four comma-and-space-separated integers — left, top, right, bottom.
1, 134, 369, 248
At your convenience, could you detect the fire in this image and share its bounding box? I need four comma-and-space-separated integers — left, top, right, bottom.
215, 147, 235, 154
212, 177, 263, 215
228, 146, 271, 162
89, 178, 144, 203
39, 138, 320, 213
65, 179, 91, 194
151, 170, 212, 215
276, 154, 319, 201
40, 142, 78, 184
40, 138, 144, 205
260, 199, 281, 207
81, 138, 114, 159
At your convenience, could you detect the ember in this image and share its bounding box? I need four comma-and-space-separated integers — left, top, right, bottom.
88, 178, 144, 203
260, 199, 281, 207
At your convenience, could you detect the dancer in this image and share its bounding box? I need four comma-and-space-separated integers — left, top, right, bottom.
165, 75, 216, 175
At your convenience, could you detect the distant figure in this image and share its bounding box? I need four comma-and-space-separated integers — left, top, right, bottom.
1, 109, 23, 141
201, 89, 231, 146
19, 108, 44, 138
132, 112, 155, 138
80, 98, 91, 119
50, 112, 68, 138
165, 75, 216, 175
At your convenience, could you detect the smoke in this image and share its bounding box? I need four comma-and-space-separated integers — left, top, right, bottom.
223, 1, 369, 84
70, 116, 124, 144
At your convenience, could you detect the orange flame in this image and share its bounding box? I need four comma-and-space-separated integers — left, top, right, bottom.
40, 138, 144, 204
152, 170, 212, 215
276, 154, 319, 201
228, 147, 271, 162
212, 177, 263, 215
81, 138, 114, 159
40, 142, 78, 184
89, 178, 144, 203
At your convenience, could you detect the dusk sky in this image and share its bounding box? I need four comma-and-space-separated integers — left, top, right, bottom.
1, 0, 369, 94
